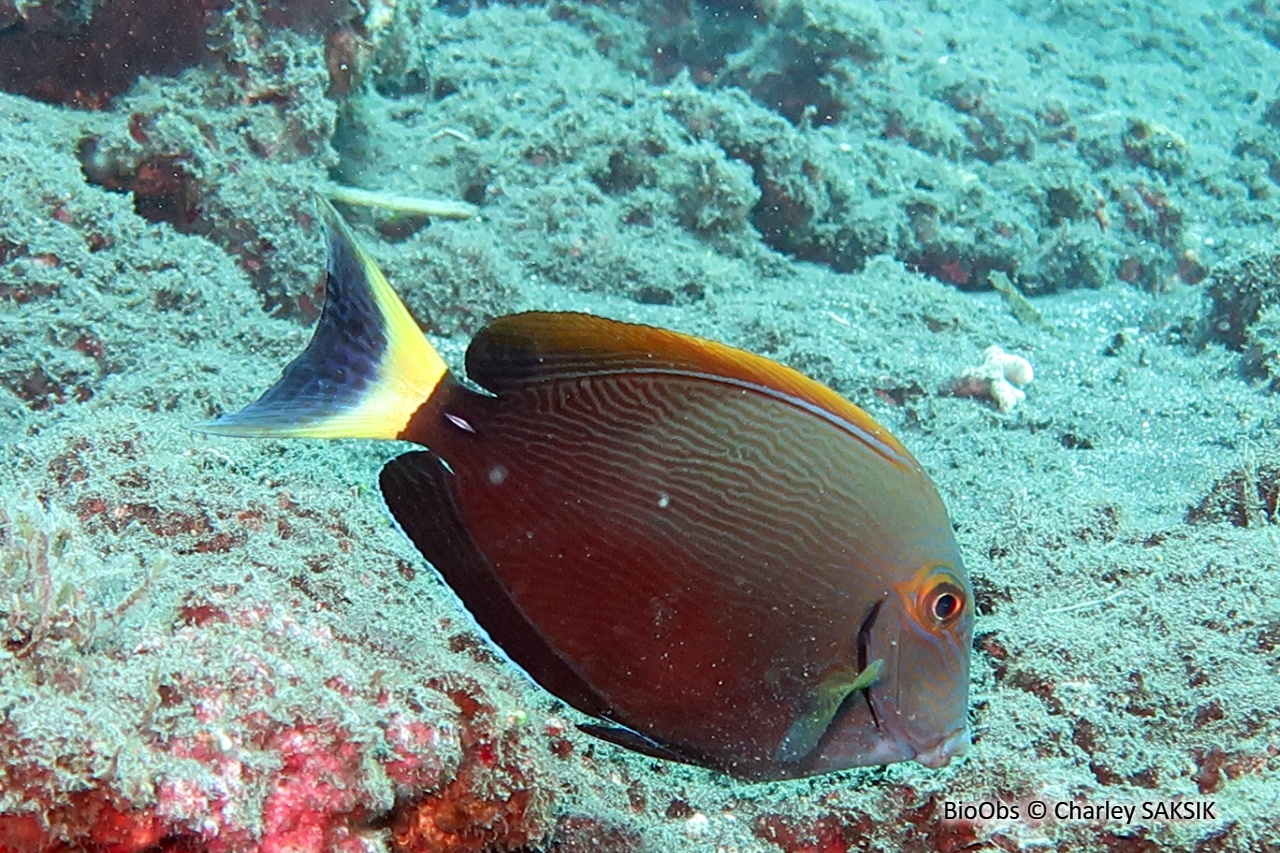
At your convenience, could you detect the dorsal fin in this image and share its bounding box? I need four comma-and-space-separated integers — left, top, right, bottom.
465, 311, 917, 469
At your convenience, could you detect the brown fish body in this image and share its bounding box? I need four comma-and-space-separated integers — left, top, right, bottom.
203, 202, 973, 780
401, 370, 953, 776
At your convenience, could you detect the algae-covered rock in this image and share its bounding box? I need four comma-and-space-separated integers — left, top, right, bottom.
719, 0, 885, 126
1201, 244, 1280, 385
1248, 300, 1280, 388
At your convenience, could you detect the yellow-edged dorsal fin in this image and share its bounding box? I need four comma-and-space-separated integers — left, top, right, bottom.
466, 312, 917, 471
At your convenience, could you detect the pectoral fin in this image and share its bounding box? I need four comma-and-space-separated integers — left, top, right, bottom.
775, 659, 885, 764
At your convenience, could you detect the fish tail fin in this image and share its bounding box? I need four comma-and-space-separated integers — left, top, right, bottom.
195, 199, 449, 441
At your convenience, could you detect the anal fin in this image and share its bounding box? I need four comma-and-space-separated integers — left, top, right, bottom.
379, 451, 610, 718
577, 723, 704, 768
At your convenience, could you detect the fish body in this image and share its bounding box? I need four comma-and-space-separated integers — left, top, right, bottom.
201, 201, 973, 780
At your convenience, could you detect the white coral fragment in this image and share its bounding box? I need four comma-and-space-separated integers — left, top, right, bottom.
950, 345, 1035, 412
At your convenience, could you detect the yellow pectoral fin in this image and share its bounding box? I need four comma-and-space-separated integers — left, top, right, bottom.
775, 659, 885, 765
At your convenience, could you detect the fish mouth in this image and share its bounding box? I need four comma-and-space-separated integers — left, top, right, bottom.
912, 726, 971, 769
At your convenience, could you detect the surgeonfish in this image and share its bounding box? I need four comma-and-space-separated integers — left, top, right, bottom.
199, 200, 973, 780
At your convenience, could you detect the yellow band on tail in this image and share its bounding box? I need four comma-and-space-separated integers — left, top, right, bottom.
196, 198, 449, 441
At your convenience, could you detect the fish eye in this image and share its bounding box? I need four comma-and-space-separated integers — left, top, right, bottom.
933, 591, 960, 620
918, 573, 967, 630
